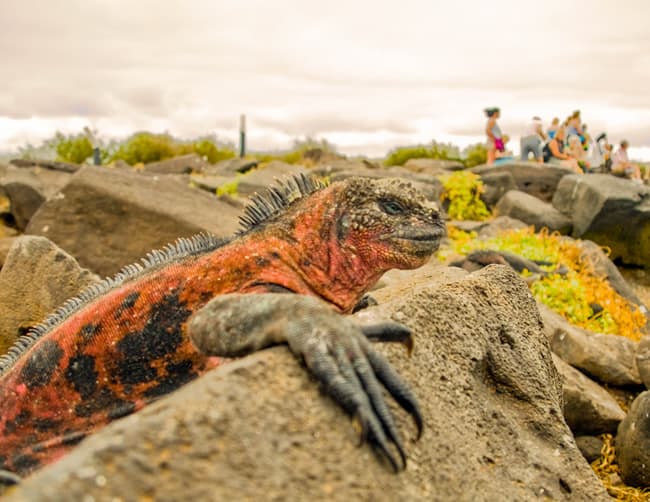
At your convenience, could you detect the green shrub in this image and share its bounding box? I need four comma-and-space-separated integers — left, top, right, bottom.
191, 139, 236, 163
462, 143, 488, 168
110, 132, 177, 165
52, 132, 94, 164
439, 171, 491, 220
216, 178, 240, 197
384, 141, 461, 167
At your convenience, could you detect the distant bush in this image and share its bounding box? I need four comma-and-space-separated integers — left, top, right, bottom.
462, 143, 488, 168
109, 133, 235, 165
384, 141, 461, 167
439, 171, 491, 221
51, 131, 95, 164
252, 137, 339, 166
109, 133, 177, 165
191, 139, 236, 163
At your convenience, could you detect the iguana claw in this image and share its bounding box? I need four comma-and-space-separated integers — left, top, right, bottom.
361, 322, 415, 356
289, 316, 422, 472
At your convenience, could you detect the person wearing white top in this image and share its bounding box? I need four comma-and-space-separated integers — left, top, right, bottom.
520, 116, 546, 162
612, 140, 643, 183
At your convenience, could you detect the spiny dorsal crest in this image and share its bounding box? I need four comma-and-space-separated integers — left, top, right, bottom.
237, 173, 328, 233
0, 233, 227, 378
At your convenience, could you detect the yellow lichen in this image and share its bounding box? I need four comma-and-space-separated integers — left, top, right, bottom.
591, 434, 650, 501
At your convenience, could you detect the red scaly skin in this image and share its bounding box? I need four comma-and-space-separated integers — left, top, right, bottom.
0, 176, 444, 477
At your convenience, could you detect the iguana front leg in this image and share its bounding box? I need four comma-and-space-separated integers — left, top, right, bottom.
188, 293, 422, 471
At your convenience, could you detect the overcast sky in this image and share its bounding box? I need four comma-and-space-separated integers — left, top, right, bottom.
1, 0, 649, 159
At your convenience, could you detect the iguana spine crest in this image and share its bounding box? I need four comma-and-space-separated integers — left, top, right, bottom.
0, 232, 228, 378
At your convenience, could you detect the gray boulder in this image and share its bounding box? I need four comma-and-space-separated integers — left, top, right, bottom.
637, 336, 650, 389
6, 266, 607, 501
9, 158, 80, 173
479, 170, 517, 207
552, 174, 650, 267
0, 165, 73, 230
553, 354, 626, 435
477, 215, 529, 238
574, 436, 604, 464
0, 236, 100, 353
616, 391, 650, 487
471, 163, 574, 202
496, 190, 572, 234
25, 166, 241, 276
142, 153, 209, 175
550, 325, 641, 386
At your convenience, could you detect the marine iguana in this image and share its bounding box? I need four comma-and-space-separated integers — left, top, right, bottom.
0, 174, 445, 482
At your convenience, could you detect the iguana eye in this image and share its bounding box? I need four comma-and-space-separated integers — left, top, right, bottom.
379, 199, 405, 215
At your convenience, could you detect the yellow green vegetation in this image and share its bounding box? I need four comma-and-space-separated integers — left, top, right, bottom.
445, 226, 647, 341
384, 141, 487, 168
439, 171, 491, 221
252, 137, 338, 166
53, 133, 94, 164
216, 178, 240, 197
41, 129, 236, 165
110, 133, 235, 165
591, 434, 650, 501
385, 142, 460, 167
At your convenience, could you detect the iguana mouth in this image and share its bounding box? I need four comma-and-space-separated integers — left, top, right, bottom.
384, 226, 446, 256
388, 225, 446, 243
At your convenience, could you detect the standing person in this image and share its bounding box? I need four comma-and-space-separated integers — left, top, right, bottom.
485, 107, 503, 165
612, 140, 642, 183
542, 127, 583, 174
520, 116, 546, 162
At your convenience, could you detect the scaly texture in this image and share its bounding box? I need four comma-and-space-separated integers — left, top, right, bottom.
0, 174, 444, 478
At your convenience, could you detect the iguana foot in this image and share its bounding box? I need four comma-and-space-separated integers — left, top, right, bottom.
297, 319, 422, 471
188, 293, 423, 472
0, 469, 21, 486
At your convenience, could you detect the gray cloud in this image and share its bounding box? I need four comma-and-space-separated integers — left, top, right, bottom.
1, 0, 649, 156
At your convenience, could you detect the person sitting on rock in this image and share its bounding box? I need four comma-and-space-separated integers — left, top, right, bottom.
566, 110, 584, 143
567, 134, 590, 172
546, 117, 560, 139
542, 127, 583, 174
520, 116, 546, 163
612, 140, 643, 183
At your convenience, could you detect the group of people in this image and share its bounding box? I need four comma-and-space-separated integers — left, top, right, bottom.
484, 108, 644, 183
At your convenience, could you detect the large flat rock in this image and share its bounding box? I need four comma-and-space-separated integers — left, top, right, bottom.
471, 163, 574, 202
6, 266, 607, 501
24, 166, 241, 276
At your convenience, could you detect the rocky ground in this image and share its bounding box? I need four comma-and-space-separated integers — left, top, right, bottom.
0, 155, 648, 500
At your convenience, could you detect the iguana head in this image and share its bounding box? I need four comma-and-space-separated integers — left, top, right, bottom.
333, 177, 445, 271
239, 174, 445, 311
